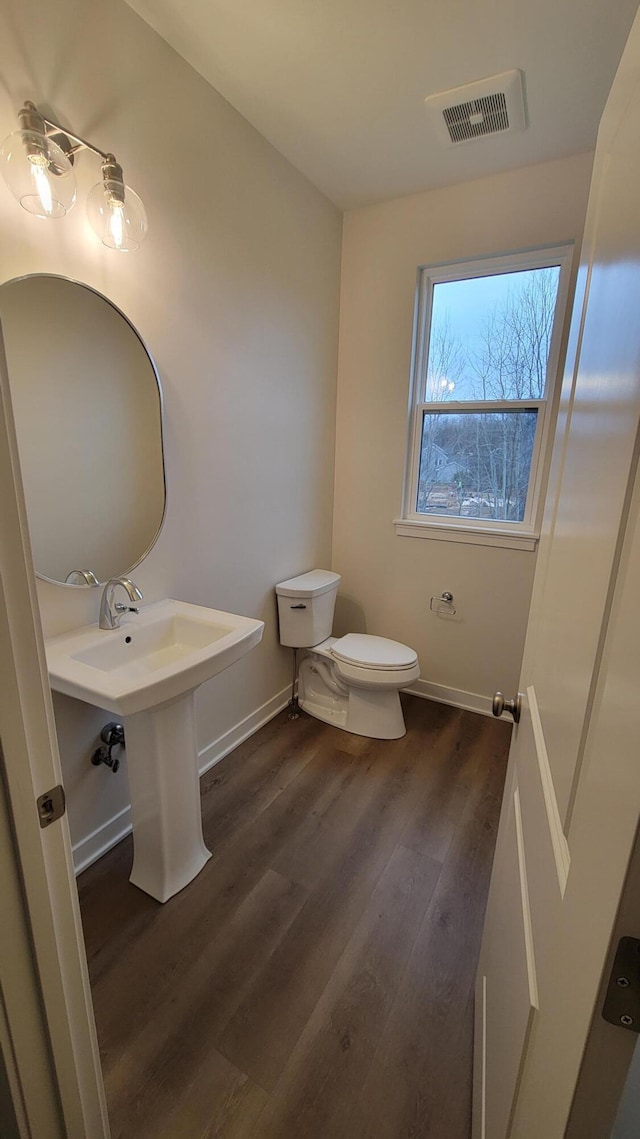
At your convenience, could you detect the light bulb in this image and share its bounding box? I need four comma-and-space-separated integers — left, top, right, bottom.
87, 157, 147, 252
31, 158, 54, 216
0, 128, 76, 219
108, 202, 125, 249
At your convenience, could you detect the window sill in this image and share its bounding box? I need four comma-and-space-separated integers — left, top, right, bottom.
393, 519, 539, 551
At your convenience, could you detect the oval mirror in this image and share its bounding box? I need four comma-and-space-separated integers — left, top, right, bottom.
0, 275, 165, 586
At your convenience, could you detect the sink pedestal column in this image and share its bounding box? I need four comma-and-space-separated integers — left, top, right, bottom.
123, 690, 211, 902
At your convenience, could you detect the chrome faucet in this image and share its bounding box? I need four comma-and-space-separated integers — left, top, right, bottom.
99, 577, 143, 630
65, 569, 100, 586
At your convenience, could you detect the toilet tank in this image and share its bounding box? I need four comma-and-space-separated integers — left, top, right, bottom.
275, 570, 341, 647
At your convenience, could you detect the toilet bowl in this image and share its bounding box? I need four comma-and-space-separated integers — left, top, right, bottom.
275, 570, 420, 740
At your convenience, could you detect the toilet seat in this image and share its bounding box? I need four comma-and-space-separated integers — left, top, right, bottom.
330, 633, 418, 671
329, 633, 420, 693
332, 656, 421, 692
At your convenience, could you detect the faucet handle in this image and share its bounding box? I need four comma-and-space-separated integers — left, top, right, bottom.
114, 603, 139, 616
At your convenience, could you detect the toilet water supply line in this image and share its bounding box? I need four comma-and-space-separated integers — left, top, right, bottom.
288, 648, 300, 719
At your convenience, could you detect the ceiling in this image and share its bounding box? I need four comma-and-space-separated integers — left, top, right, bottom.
125, 0, 639, 208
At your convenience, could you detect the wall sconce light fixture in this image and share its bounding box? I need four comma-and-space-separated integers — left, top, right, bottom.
0, 102, 148, 252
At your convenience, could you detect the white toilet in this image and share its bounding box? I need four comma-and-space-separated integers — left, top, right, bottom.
275, 569, 420, 739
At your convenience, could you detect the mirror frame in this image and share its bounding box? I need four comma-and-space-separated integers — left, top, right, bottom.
0, 273, 167, 588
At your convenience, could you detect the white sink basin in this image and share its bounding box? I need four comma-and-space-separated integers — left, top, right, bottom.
46, 598, 264, 717
46, 599, 264, 903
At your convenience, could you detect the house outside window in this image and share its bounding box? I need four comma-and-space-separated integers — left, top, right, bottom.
397, 246, 573, 550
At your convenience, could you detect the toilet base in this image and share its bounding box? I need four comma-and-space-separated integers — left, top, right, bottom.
298, 656, 407, 739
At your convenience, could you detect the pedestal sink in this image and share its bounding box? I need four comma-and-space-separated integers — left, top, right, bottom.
46, 599, 264, 902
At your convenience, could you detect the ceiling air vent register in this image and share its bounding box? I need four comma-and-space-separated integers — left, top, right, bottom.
425, 70, 527, 147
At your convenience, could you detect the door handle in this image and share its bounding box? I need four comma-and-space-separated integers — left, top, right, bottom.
492, 691, 522, 723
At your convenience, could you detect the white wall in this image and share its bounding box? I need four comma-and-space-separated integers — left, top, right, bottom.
332, 154, 593, 710
0, 0, 342, 864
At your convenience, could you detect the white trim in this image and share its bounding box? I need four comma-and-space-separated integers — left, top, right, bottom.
73, 806, 133, 876
197, 684, 291, 776
0, 773, 59, 1139
527, 684, 571, 896
404, 677, 511, 718
0, 307, 109, 1137
394, 519, 538, 551
72, 684, 292, 874
418, 243, 577, 285
0, 997, 30, 1139
480, 974, 487, 1139
513, 787, 540, 1010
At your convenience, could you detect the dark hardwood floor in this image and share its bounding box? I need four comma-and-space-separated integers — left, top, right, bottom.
78, 696, 510, 1139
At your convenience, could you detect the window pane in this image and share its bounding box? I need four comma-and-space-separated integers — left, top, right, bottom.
417, 409, 539, 522
425, 266, 561, 402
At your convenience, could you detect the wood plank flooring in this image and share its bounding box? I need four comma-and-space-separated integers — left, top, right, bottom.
78, 696, 510, 1139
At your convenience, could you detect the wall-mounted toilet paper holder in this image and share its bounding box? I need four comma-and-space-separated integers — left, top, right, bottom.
430, 591, 456, 615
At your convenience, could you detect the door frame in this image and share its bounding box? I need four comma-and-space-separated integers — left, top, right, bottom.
0, 318, 109, 1137
565, 819, 640, 1137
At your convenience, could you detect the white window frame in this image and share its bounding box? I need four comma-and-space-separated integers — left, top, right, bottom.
395, 245, 574, 550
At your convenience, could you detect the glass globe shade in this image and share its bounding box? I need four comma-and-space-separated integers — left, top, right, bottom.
0, 129, 76, 219
86, 181, 148, 252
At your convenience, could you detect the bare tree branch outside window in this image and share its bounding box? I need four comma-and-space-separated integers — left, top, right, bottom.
418, 267, 560, 521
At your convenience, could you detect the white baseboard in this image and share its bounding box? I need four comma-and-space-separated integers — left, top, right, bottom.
404, 677, 507, 719
197, 684, 291, 776
72, 684, 292, 875
73, 805, 133, 875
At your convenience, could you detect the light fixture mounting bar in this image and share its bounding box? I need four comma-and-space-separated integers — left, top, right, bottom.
21, 103, 112, 162
42, 116, 111, 162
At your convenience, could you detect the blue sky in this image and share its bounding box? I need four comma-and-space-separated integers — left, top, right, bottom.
427, 266, 560, 400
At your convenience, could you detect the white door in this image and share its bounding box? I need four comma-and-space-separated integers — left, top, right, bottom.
0, 313, 109, 1136
473, 11, 640, 1138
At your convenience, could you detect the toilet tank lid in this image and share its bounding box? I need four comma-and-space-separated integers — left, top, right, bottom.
275, 569, 341, 598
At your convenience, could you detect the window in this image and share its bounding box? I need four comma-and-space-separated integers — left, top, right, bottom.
397, 246, 572, 549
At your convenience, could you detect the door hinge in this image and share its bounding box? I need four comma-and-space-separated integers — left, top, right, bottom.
602, 937, 640, 1032
36, 785, 66, 828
